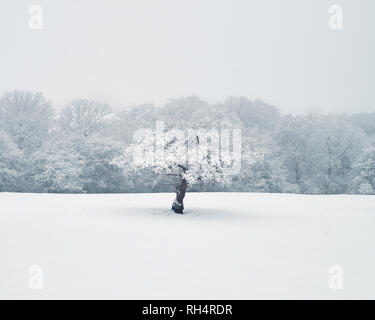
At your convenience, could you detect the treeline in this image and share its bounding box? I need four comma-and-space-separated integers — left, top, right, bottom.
1, 90, 375, 194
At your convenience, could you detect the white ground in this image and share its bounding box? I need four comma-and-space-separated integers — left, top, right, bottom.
0, 192, 374, 299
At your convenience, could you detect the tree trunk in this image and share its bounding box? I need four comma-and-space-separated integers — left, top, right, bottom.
171, 177, 187, 214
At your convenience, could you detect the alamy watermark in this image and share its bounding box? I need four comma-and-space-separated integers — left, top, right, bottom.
28, 265, 44, 290
132, 121, 242, 175
29, 5, 43, 30
328, 5, 344, 30
328, 265, 343, 290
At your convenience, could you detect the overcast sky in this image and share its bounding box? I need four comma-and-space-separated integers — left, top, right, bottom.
0, 0, 374, 114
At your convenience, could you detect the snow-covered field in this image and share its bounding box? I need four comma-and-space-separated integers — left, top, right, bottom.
0, 192, 374, 299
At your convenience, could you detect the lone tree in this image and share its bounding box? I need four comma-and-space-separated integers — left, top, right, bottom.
114, 121, 244, 214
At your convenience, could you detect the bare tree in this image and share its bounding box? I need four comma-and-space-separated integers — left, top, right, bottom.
59, 99, 111, 137
0, 90, 53, 151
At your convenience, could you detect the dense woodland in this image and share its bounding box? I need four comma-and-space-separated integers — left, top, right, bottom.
1, 90, 375, 195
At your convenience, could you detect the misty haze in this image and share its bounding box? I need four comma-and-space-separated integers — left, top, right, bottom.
1, 0, 374, 301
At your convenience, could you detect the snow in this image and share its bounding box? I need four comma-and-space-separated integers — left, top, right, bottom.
0, 192, 374, 299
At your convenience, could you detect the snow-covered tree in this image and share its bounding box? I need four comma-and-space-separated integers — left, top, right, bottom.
276, 114, 315, 193
0, 90, 53, 152
0, 131, 23, 191
59, 99, 111, 137
351, 147, 375, 194
310, 115, 365, 194
239, 135, 286, 193
80, 136, 126, 193
30, 133, 126, 193
29, 135, 86, 193
225, 97, 281, 131
114, 120, 244, 213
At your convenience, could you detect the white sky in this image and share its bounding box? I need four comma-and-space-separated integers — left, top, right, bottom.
0, 0, 374, 114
